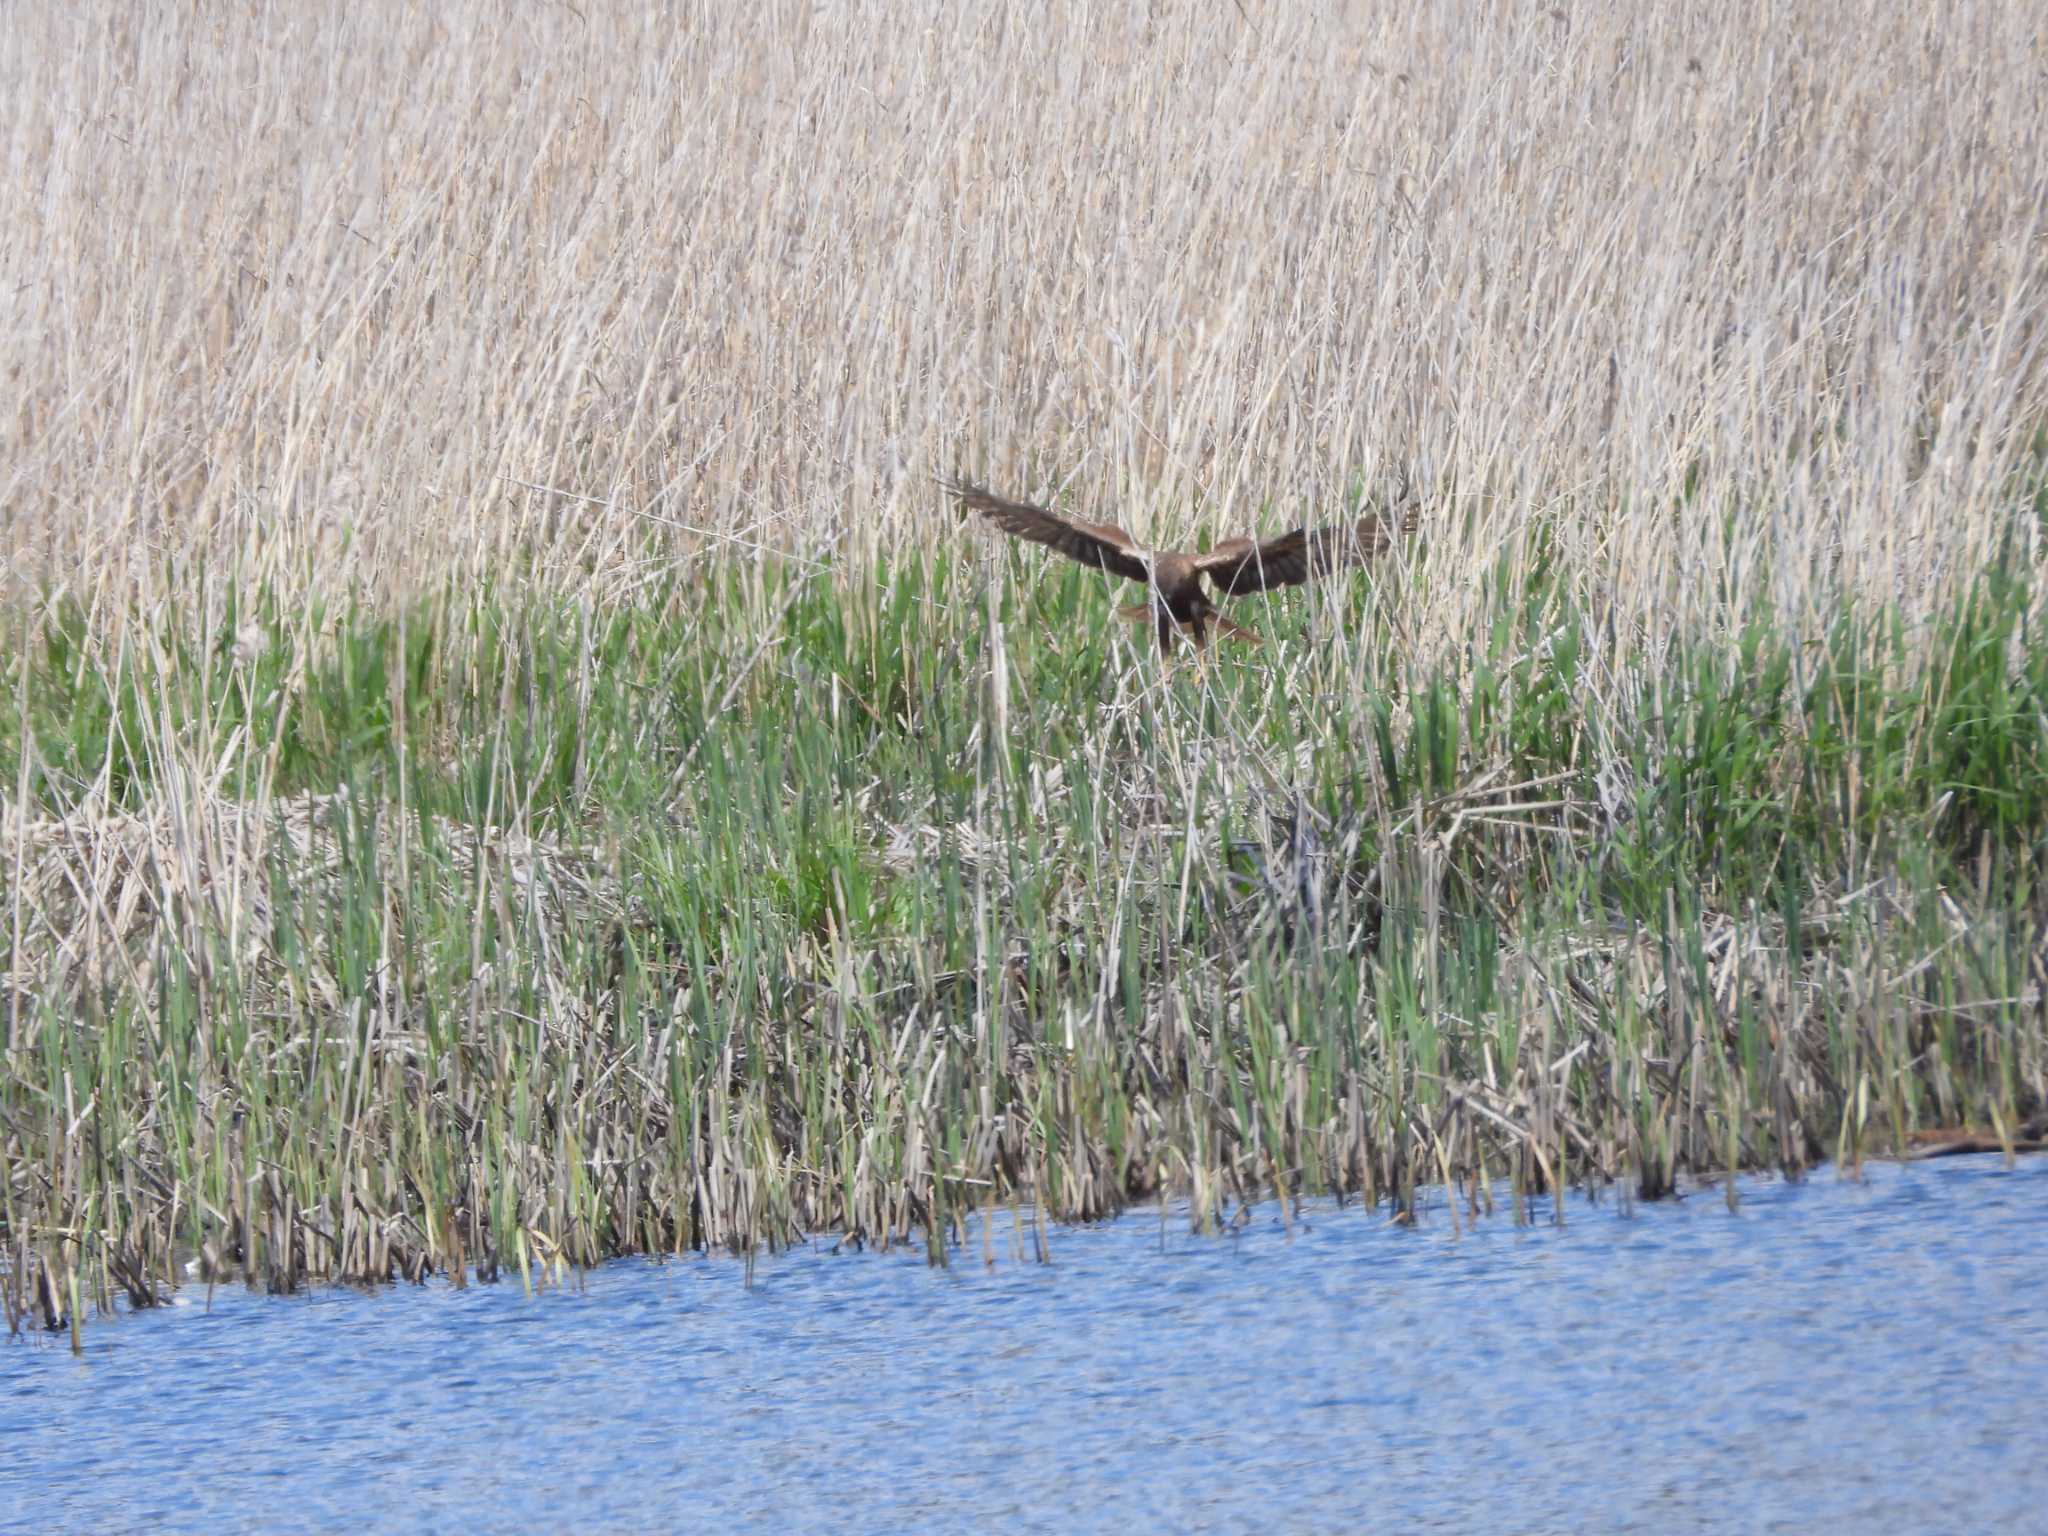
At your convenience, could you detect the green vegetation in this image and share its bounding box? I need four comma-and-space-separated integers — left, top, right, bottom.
5, 0, 2046, 1347
6, 536, 2045, 1336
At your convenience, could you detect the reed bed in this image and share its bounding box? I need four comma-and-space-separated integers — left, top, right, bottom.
3, 0, 2047, 1336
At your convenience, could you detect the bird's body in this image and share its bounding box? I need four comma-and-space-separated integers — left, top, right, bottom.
941, 477, 1417, 654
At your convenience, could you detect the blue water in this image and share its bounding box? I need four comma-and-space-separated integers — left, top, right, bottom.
5, 1156, 2045, 1533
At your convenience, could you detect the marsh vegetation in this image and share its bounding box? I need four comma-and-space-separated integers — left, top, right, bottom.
3, 1, 2045, 1336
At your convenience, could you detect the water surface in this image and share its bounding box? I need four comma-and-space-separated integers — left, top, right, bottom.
6, 1156, 2045, 1532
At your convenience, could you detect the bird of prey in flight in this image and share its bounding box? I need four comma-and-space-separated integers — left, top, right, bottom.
941, 476, 1418, 655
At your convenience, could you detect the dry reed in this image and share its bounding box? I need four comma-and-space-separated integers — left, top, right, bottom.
3, 0, 2046, 1339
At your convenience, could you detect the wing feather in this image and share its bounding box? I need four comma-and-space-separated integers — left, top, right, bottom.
1195, 506, 1418, 597
939, 478, 1152, 585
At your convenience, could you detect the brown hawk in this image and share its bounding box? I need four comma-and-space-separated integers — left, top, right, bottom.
942, 476, 1418, 654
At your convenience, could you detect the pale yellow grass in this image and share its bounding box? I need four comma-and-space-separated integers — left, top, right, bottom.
7, 3, 2048, 1320
1, 0, 2043, 651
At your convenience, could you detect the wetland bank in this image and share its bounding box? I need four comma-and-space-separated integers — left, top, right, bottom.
14, 1158, 2048, 1532
4, 0, 2047, 1339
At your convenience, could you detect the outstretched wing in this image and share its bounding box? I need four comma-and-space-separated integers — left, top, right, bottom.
1195, 505, 1419, 597
939, 477, 1152, 585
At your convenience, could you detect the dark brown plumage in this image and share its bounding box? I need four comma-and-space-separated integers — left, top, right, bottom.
941, 476, 1418, 654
